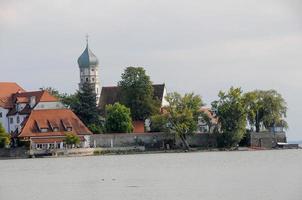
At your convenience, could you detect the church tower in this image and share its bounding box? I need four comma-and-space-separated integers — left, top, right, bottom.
77, 37, 101, 104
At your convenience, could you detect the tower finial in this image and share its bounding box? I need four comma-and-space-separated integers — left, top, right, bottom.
86, 34, 89, 45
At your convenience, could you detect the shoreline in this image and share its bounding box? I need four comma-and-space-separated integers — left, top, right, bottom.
0, 146, 300, 160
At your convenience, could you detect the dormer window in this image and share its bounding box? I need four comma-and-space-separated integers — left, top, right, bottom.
41, 128, 48, 133
53, 127, 59, 132
67, 127, 72, 131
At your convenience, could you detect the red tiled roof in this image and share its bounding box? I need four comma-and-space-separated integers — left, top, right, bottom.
11, 90, 58, 104
18, 109, 92, 138
0, 82, 25, 98
0, 82, 25, 108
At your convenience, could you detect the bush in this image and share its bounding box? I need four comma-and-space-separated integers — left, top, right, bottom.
0, 123, 10, 148
88, 123, 104, 134
105, 103, 133, 133
150, 114, 168, 132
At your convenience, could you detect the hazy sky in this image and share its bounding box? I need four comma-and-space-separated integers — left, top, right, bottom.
0, 0, 301, 140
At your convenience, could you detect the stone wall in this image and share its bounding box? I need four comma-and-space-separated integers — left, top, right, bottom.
250, 132, 287, 149
91, 132, 217, 149
0, 147, 28, 158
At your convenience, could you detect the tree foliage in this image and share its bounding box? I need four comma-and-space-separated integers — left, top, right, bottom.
150, 114, 168, 132
0, 123, 10, 148
105, 103, 133, 133
211, 87, 247, 148
118, 67, 160, 120
243, 90, 287, 132
72, 83, 99, 125
165, 92, 203, 150
64, 132, 80, 147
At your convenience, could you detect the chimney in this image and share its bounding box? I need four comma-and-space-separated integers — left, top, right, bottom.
30, 96, 36, 108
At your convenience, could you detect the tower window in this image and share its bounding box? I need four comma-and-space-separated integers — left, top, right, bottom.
92, 78, 95, 82
91, 69, 94, 71
86, 78, 89, 82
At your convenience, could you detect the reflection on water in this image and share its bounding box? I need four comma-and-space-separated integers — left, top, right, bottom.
0, 150, 301, 200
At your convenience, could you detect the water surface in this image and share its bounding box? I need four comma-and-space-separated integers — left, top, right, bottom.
0, 150, 301, 200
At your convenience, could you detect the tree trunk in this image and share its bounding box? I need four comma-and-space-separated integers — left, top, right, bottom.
255, 113, 260, 132
180, 135, 190, 151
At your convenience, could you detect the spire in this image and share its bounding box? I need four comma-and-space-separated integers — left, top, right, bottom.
86, 34, 89, 46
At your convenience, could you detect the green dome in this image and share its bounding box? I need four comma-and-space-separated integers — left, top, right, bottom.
77, 44, 99, 68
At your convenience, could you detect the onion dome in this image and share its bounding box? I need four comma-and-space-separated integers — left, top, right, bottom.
77, 43, 99, 68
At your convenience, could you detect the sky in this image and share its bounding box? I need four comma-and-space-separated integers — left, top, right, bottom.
0, 0, 301, 140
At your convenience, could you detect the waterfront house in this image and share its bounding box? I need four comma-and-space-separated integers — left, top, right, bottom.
0, 82, 92, 149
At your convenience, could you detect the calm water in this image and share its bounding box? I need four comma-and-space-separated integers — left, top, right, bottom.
0, 150, 301, 200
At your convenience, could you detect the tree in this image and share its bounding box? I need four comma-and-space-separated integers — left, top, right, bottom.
40, 87, 61, 98
118, 67, 160, 120
72, 82, 99, 125
150, 114, 168, 132
0, 123, 10, 148
211, 87, 247, 148
105, 103, 133, 133
243, 90, 287, 132
64, 132, 80, 148
165, 92, 203, 150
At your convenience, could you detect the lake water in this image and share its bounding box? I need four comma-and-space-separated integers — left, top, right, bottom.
0, 150, 301, 200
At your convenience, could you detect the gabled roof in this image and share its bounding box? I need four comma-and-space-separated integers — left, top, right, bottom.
11, 90, 58, 104
99, 84, 166, 111
18, 109, 92, 138
0, 82, 25, 108
0, 82, 25, 98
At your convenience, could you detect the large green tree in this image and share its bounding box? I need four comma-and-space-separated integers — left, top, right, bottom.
243, 90, 287, 132
118, 67, 160, 120
165, 92, 203, 150
0, 123, 10, 148
211, 87, 247, 148
72, 83, 99, 125
105, 103, 133, 133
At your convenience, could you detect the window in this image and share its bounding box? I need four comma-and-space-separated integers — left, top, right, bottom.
91, 69, 94, 72
53, 127, 59, 132
41, 128, 48, 133
67, 127, 72, 131
0, 112, 2, 118
36, 144, 42, 149
92, 78, 95, 82
17, 116, 20, 124
10, 118, 13, 124
86, 78, 89, 82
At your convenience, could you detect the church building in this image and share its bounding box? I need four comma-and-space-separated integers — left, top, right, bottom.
77, 38, 101, 103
